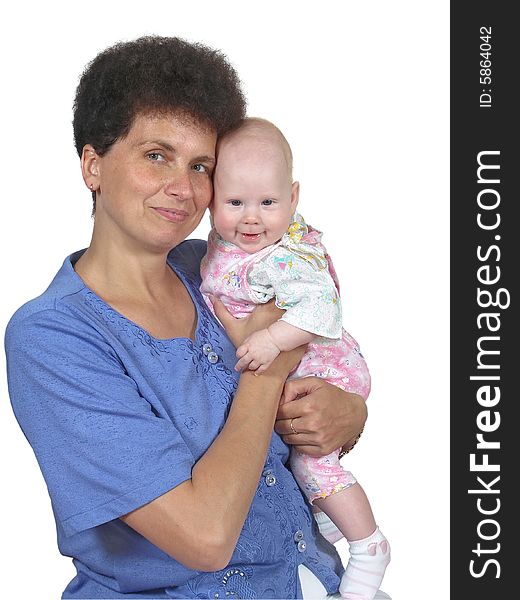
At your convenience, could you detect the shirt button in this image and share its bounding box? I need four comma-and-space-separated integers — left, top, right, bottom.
265, 474, 277, 486
203, 343, 213, 355
297, 540, 307, 553
207, 351, 219, 364
294, 530, 304, 542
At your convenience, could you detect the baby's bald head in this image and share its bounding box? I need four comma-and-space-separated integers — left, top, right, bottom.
212, 117, 300, 254
216, 117, 293, 181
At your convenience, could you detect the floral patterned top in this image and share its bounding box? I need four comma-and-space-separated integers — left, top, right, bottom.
200, 213, 343, 340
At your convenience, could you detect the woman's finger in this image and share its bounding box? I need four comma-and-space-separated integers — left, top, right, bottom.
276, 428, 316, 446
282, 376, 321, 403
276, 394, 312, 421
274, 416, 309, 436
282, 443, 325, 458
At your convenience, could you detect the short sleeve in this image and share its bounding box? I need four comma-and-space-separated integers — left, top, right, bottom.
5, 309, 195, 537
249, 252, 343, 339
170, 239, 207, 284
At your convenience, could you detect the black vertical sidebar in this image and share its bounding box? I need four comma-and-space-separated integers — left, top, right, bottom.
451, 3, 517, 598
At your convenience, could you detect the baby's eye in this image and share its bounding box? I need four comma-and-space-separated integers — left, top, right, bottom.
262, 199, 275, 206
230, 199, 242, 206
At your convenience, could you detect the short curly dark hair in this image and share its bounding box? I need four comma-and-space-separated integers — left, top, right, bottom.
73, 36, 247, 210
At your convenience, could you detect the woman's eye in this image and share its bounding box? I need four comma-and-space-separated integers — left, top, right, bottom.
193, 163, 207, 173
147, 152, 165, 162
230, 199, 242, 206
262, 199, 274, 206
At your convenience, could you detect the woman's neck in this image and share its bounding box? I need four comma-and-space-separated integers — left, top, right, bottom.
75, 241, 197, 340
74, 235, 174, 305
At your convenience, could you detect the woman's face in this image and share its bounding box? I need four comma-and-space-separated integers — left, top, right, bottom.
86, 113, 217, 254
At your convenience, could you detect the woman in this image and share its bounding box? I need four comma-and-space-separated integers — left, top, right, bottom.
5, 36, 369, 599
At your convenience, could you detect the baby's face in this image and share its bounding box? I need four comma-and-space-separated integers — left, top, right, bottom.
212, 135, 298, 254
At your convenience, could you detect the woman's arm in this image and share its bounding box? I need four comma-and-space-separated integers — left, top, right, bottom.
7, 301, 304, 573
213, 297, 369, 457
121, 304, 304, 572
212, 297, 368, 459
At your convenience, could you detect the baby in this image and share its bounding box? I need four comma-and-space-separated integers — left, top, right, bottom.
201, 118, 390, 599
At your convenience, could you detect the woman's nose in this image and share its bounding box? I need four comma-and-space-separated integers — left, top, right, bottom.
164, 168, 194, 201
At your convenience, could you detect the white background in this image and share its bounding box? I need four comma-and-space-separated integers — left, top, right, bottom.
0, 1, 449, 598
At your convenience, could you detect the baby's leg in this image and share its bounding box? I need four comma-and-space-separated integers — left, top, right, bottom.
314, 509, 344, 544
290, 448, 352, 543
314, 480, 375, 541
316, 485, 390, 600
290, 449, 390, 600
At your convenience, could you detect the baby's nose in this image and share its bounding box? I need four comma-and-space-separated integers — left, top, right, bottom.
243, 211, 259, 224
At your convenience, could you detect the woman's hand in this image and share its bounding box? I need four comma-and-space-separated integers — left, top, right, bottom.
274, 377, 367, 457
212, 296, 283, 348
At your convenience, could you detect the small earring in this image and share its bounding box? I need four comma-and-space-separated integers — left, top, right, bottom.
89, 184, 94, 191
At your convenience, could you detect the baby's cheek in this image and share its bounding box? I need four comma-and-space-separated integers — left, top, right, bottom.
212, 209, 235, 238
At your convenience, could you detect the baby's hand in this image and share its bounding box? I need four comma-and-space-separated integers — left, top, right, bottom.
235, 329, 281, 373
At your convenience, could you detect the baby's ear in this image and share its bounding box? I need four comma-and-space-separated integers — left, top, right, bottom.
290, 181, 300, 212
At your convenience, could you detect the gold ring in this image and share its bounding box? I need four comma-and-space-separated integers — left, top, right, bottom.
290, 418, 299, 435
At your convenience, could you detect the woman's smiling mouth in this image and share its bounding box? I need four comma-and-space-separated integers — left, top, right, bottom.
153, 207, 189, 223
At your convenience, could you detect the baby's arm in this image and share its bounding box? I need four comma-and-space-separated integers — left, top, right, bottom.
235, 321, 315, 373
236, 246, 342, 373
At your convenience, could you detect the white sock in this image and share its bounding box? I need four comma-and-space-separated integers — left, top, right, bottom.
314, 510, 344, 544
339, 527, 390, 600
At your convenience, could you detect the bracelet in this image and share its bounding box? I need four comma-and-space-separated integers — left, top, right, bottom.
338, 427, 364, 459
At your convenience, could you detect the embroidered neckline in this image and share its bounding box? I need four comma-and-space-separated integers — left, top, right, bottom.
82, 262, 204, 345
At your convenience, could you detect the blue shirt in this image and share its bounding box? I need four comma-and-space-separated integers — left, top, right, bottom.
5, 240, 342, 599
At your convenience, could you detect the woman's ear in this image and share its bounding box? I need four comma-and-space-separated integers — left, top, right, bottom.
290, 181, 300, 213
81, 144, 100, 192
